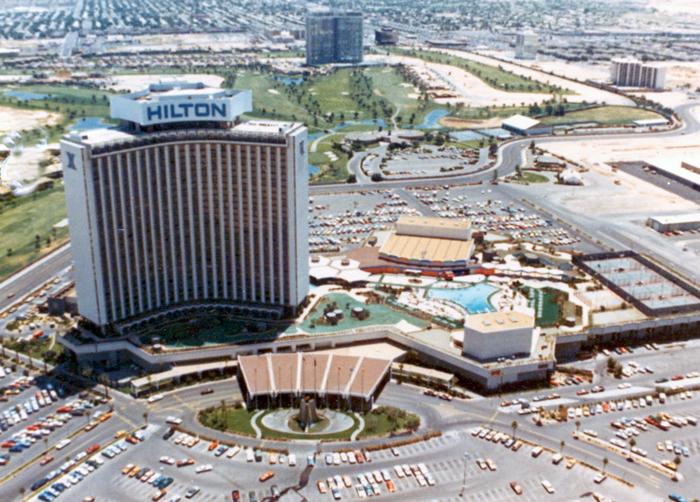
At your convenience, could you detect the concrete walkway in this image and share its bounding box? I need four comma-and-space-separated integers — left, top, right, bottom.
251, 410, 264, 439
351, 412, 364, 441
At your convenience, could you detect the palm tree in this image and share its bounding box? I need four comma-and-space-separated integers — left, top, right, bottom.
560, 440, 565, 453
602, 457, 609, 473
44, 437, 49, 453
511, 421, 518, 439
18, 487, 25, 502
629, 438, 636, 452
85, 409, 91, 425
143, 411, 149, 425
575, 420, 581, 433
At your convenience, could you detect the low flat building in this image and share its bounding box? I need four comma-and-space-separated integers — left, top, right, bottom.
647, 159, 700, 191
461, 311, 537, 361
502, 114, 551, 136
648, 213, 700, 233
379, 216, 474, 268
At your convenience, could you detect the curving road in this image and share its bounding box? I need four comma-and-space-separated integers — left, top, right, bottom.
311, 102, 700, 196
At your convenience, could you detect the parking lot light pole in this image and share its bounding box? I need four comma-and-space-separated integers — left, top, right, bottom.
459, 451, 470, 497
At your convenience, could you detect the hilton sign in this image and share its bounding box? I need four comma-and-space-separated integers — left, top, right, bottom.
110, 87, 253, 127
145, 102, 228, 122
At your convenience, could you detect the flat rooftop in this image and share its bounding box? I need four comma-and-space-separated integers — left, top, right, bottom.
464, 311, 533, 333
649, 159, 700, 187
398, 215, 472, 231
649, 213, 700, 225
380, 233, 474, 264
63, 120, 303, 147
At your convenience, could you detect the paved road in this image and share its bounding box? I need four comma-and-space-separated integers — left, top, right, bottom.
0, 244, 72, 314
310, 102, 700, 196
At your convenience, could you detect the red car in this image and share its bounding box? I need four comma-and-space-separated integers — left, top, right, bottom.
231, 490, 240, 502
671, 375, 684, 381
86, 444, 100, 454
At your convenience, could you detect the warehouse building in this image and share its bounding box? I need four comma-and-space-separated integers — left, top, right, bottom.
502, 114, 552, 136
379, 216, 474, 268
648, 213, 700, 233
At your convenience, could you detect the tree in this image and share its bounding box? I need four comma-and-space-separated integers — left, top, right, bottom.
560, 440, 565, 453
143, 411, 149, 425
606, 356, 617, 372
44, 437, 49, 453
346, 174, 357, 183
511, 420, 518, 439
488, 143, 498, 158
602, 457, 608, 473
629, 438, 636, 451
575, 420, 581, 433
19, 487, 25, 502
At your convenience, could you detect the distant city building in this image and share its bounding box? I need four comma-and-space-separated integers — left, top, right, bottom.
515, 31, 538, 59
375, 27, 399, 46
306, 11, 363, 65
610, 59, 666, 89
61, 81, 309, 328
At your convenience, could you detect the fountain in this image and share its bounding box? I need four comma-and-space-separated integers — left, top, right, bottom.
296, 396, 320, 432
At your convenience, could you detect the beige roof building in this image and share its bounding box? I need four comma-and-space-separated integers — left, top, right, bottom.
379, 216, 474, 266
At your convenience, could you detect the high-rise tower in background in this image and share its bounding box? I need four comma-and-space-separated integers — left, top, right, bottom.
306, 11, 363, 66
61, 81, 309, 328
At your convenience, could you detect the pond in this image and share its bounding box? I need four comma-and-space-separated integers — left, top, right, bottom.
4, 91, 48, 101
416, 109, 451, 129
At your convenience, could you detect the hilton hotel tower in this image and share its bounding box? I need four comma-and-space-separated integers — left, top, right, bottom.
61, 81, 309, 327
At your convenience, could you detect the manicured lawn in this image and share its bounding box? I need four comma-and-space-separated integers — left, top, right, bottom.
539, 105, 664, 126
0, 185, 70, 280
392, 48, 573, 95
199, 407, 258, 437
309, 135, 351, 184
517, 171, 550, 183
366, 67, 445, 126
232, 70, 313, 124
358, 406, 420, 439
256, 410, 362, 441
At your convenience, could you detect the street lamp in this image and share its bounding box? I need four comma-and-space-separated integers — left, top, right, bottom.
459, 452, 470, 497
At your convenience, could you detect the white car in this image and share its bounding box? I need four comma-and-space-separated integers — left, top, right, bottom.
195, 464, 212, 473
542, 480, 555, 493
147, 394, 164, 404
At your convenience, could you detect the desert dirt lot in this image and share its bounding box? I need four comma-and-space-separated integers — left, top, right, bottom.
0, 106, 61, 136
541, 104, 700, 173
420, 48, 633, 106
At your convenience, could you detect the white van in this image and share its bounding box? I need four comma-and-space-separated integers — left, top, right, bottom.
531, 446, 543, 458
552, 454, 563, 465
245, 448, 254, 463
288, 454, 297, 466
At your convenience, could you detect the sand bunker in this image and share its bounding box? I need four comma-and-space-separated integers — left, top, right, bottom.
0, 106, 62, 136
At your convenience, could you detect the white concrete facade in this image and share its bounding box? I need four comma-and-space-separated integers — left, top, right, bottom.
610, 59, 666, 90
62, 118, 309, 326
462, 312, 537, 361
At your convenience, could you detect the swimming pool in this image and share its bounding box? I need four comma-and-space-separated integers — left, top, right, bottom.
428, 282, 500, 314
